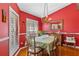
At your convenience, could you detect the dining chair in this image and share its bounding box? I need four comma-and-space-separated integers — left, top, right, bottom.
64, 35, 76, 48
50, 34, 59, 56
27, 34, 45, 56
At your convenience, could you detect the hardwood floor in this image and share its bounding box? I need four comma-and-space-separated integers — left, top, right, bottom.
16, 46, 79, 56
17, 48, 28, 56
57, 46, 79, 56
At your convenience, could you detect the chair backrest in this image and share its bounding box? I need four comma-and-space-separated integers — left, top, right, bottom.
27, 35, 36, 47
27, 33, 37, 47
26, 33, 38, 55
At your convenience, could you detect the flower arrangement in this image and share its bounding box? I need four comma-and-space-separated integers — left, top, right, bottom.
37, 30, 45, 36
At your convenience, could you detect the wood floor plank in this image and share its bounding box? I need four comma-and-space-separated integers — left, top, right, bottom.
57, 46, 79, 56
17, 48, 28, 56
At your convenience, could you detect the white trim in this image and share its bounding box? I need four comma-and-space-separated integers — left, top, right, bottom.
59, 32, 79, 35
0, 37, 9, 42
19, 33, 26, 35
9, 6, 19, 16
14, 46, 27, 56
9, 6, 19, 56
76, 46, 79, 48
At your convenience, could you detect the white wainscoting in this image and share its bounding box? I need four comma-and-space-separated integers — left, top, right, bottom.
59, 32, 79, 35
19, 33, 26, 35
0, 37, 9, 42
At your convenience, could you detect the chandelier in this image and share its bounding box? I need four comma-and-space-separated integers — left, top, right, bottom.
42, 3, 52, 23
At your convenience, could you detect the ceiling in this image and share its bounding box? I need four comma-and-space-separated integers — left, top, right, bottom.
17, 3, 71, 18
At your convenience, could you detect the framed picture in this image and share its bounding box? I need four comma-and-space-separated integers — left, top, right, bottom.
51, 20, 63, 30
2, 9, 6, 22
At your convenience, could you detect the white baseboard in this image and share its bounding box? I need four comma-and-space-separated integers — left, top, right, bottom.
76, 46, 79, 48
63, 44, 79, 49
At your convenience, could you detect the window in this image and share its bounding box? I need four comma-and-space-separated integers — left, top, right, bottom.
26, 18, 38, 37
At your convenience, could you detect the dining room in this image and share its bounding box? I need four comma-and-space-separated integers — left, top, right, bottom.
0, 3, 79, 56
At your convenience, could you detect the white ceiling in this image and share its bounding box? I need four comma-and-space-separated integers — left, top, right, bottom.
17, 3, 71, 18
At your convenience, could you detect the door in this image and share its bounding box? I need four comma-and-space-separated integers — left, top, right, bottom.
9, 6, 19, 56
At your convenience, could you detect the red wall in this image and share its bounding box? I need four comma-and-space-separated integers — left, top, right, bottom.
0, 3, 20, 56
43, 3, 79, 46
0, 3, 9, 56
0, 3, 42, 56
49, 4, 79, 32
0, 4, 9, 38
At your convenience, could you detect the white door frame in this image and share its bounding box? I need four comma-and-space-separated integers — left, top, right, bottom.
9, 6, 19, 56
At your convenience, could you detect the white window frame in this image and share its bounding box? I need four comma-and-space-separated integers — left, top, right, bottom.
26, 18, 38, 37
